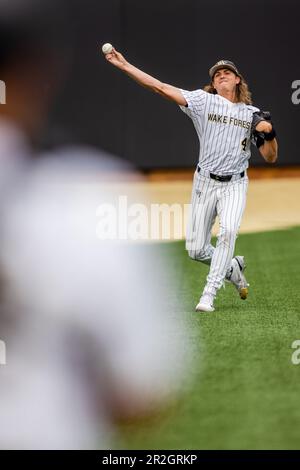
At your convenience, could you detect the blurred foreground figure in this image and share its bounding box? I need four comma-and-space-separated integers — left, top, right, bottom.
0, 0, 193, 449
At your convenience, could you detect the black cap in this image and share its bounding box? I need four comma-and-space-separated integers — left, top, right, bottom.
209, 60, 240, 79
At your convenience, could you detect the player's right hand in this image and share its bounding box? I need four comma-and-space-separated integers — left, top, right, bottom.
105, 48, 128, 69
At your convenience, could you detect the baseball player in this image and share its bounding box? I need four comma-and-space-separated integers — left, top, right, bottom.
104, 50, 278, 313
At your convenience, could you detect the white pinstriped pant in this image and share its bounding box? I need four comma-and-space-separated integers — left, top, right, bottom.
186, 168, 248, 293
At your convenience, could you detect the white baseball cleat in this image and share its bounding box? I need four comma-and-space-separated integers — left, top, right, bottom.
227, 256, 249, 300
195, 293, 215, 312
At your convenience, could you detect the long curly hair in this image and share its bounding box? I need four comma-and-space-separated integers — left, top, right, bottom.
203, 74, 252, 105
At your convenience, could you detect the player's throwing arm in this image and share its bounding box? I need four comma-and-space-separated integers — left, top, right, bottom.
102, 43, 186, 106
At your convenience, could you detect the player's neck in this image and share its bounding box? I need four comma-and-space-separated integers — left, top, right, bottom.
218, 89, 238, 103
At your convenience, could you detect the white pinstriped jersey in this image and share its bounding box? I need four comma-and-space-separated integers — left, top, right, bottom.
180, 89, 259, 175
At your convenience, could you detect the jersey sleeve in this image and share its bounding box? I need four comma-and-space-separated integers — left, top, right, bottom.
179, 89, 208, 117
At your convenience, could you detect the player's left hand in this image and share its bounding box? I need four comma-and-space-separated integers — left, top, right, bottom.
252, 110, 277, 147
255, 121, 272, 133
252, 111, 273, 133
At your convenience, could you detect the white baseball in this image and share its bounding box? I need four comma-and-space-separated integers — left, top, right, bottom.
102, 43, 113, 55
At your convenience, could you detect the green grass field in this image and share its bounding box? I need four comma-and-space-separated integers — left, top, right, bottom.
118, 226, 300, 450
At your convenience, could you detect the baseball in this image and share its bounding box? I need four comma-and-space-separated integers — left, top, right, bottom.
102, 43, 113, 55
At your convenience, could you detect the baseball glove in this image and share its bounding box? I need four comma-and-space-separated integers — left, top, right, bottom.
251, 111, 276, 148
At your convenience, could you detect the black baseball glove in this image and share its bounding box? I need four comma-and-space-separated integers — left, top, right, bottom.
251, 111, 276, 148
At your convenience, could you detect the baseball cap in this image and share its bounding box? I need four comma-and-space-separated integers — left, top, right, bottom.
209, 60, 240, 79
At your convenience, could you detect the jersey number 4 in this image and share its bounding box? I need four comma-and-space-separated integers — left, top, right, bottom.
241, 138, 248, 151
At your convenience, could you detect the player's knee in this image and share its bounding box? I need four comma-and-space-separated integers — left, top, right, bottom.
188, 250, 198, 260
218, 227, 238, 246
188, 249, 208, 261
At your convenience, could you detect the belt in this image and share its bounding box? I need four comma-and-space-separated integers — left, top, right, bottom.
197, 165, 245, 182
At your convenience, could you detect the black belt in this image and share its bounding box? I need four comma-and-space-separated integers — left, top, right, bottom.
197, 166, 245, 182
